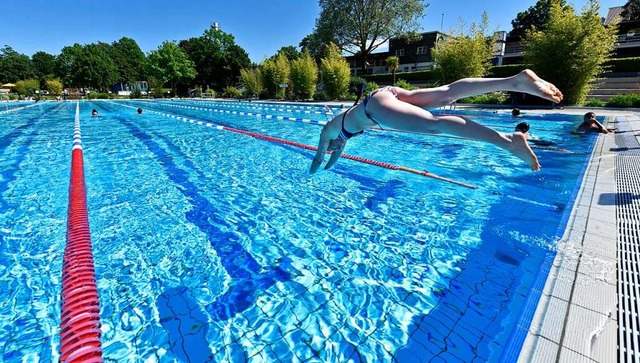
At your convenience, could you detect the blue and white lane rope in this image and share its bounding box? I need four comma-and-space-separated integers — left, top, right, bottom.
0, 102, 39, 115
145, 101, 329, 126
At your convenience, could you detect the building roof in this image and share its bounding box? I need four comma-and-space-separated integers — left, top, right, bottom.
605, 6, 624, 26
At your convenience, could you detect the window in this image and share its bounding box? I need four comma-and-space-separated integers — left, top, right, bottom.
416, 46, 427, 55
395, 49, 405, 57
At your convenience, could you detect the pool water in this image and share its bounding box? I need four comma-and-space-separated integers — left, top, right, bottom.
0, 100, 595, 362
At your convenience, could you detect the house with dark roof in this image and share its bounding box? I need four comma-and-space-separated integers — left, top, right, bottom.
345, 31, 446, 76
607, 6, 640, 58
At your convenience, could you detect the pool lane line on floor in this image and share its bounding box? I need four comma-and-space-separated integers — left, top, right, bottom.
59, 101, 104, 363
109, 101, 479, 189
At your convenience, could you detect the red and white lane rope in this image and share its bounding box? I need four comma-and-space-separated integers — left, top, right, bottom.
111, 101, 477, 189
59, 102, 103, 363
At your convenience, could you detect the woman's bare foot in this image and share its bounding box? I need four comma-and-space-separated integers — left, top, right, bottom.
515, 69, 564, 103
507, 132, 541, 171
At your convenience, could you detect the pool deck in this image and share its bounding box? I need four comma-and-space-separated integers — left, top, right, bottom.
496, 107, 638, 362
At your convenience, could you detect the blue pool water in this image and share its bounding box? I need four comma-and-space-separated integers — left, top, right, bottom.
0, 100, 596, 362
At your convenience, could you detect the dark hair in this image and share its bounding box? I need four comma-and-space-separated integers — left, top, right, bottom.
514, 122, 530, 133
511, 108, 520, 116
584, 112, 596, 120
137, 108, 143, 114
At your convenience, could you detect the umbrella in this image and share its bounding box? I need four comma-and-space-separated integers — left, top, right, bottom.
1, 83, 15, 88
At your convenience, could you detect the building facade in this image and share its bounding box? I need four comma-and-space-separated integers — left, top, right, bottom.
346, 6, 640, 76
345, 31, 445, 76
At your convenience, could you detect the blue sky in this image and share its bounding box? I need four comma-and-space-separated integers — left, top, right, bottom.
0, 0, 624, 63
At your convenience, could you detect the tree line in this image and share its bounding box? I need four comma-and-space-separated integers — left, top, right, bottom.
0, 25, 252, 98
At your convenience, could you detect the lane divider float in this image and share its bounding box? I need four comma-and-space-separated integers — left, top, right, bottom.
111, 101, 478, 189
0, 102, 40, 115
147, 100, 478, 143
172, 98, 330, 113
59, 102, 104, 363
152, 100, 328, 125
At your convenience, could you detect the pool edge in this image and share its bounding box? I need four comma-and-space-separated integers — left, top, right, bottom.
517, 113, 628, 362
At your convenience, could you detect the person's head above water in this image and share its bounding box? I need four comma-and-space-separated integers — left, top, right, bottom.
91, 109, 98, 116
583, 111, 596, 122
137, 108, 143, 114
514, 122, 530, 133
511, 108, 521, 117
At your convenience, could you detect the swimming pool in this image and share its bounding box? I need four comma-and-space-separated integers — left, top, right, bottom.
0, 100, 596, 362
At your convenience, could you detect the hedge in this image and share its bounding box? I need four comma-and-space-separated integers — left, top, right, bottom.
603, 57, 640, 73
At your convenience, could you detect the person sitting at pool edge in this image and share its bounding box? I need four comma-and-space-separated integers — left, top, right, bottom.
572, 112, 614, 134
309, 69, 563, 173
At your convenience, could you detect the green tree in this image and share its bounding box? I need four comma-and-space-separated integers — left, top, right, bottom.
56, 44, 84, 87
291, 51, 319, 99
148, 41, 197, 95
75, 42, 118, 91
0, 46, 36, 83
179, 25, 251, 91
274, 46, 301, 62
320, 43, 350, 99
315, 0, 427, 73
239, 68, 263, 98
45, 78, 63, 95
260, 53, 290, 99
432, 12, 494, 84
510, 0, 569, 38
14, 79, 39, 96
386, 56, 400, 85
111, 37, 147, 88
524, 0, 618, 104
300, 31, 336, 64
31, 51, 57, 86
622, 0, 640, 20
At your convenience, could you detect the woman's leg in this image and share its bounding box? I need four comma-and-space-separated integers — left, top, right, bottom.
396, 69, 563, 108
367, 93, 541, 170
